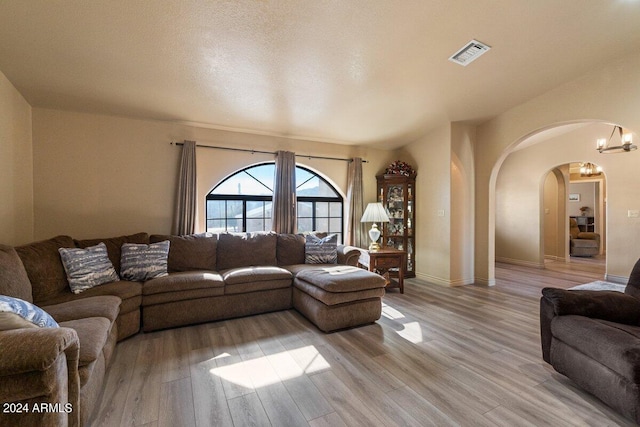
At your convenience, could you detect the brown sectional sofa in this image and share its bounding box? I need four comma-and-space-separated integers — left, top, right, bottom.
0, 231, 385, 426
540, 258, 640, 424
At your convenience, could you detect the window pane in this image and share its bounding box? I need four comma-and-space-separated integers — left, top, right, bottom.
226, 200, 243, 218
207, 200, 225, 219
208, 163, 342, 238
207, 219, 226, 232
212, 164, 274, 196
247, 200, 265, 218
316, 202, 328, 217
296, 168, 339, 197
295, 168, 313, 186
298, 201, 313, 217
329, 202, 342, 216
316, 218, 328, 231
297, 176, 320, 195
246, 218, 265, 232
227, 218, 243, 232
298, 218, 312, 232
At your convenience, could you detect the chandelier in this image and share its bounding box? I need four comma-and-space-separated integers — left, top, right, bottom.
596, 126, 637, 153
579, 162, 602, 177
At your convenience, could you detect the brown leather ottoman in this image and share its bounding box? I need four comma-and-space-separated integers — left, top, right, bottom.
292, 265, 386, 332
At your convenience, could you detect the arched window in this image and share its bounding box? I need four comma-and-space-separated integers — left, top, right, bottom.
206, 163, 344, 242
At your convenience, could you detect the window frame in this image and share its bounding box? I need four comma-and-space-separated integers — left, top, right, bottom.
206, 163, 344, 240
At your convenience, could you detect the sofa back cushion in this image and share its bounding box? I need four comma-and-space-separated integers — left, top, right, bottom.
150, 233, 217, 272
217, 232, 277, 270
0, 244, 33, 302
276, 234, 306, 265
75, 232, 149, 274
15, 235, 76, 303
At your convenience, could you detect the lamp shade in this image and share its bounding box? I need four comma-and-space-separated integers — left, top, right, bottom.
360, 202, 390, 251
360, 203, 390, 223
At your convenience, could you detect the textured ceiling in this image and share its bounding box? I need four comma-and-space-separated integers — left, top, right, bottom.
1, 1, 640, 149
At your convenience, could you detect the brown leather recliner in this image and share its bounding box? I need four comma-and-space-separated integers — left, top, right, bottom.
569, 217, 600, 257
540, 258, 640, 424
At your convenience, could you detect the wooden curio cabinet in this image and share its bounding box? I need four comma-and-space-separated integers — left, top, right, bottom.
376, 173, 416, 278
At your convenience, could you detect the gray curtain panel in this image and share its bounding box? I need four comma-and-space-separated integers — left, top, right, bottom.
272, 150, 297, 234
173, 140, 197, 235
346, 157, 367, 248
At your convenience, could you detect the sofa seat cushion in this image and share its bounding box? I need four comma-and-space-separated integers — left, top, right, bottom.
38, 281, 141, 315
551, 315, 640, 383
221, 266, 292, 285
42, 295, 121, 324
59, 317, 111, 385
221, 266, 293, 295
283, 264, 340, 277
295, 266, 386, 293
294, 278, 385, 306
144, 271, 224, 295
142, 271, 225, 306
571, 239, 599, 249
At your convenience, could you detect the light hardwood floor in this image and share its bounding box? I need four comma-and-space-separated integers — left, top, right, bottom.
93, 259, 635, 427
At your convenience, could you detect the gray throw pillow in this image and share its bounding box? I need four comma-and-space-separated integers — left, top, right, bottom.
120, 241, 170, 281
305, 234, 338, 264
0, 295, 59, 330
58, 242, 120, 294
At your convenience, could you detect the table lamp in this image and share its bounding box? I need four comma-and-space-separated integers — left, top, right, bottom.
360, 202, 390, 251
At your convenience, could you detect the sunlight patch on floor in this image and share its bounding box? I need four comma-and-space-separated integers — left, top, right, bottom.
381, 302, 405, 320
396, 321, 423, 344
209, 345, 330, 388
381, 302, 423, 343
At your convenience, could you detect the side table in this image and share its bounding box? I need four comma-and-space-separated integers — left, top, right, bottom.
358, 248, 406, 293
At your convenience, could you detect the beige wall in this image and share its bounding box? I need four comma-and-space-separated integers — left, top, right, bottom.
400, 124, 453, 285
31, 108, 394, 241
398, 121, 475, 286
0, 70, 33, 245
450, 123, 475, 285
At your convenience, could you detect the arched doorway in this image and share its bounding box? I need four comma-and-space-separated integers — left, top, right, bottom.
542, 164, 606, 269
494, 122, 621, 278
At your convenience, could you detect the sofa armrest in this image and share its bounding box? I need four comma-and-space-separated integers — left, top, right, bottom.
0, 328, 80, 427
540, 287, 640, 363
0, 327, 79, 376
337, 245, 362, 266
541, 287, 640, 322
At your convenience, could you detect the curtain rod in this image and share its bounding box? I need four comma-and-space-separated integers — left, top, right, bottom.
170, 141, 368, 163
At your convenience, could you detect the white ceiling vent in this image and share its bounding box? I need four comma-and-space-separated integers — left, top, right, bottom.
448, 39, 491, 66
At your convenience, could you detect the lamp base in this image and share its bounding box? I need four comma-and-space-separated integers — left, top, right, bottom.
368, 241, 382, 252
368, 223, 382, 252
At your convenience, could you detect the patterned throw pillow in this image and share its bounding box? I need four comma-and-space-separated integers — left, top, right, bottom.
0, 296, 59, 330
305, 234, 338, 264
120, 240, 170, 281
59, 242, 120, 294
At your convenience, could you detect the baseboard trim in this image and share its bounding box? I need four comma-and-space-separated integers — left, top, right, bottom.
414, 272, 475, 287
605, 274, 628, 284
495, 257, 545, 269
474, 277, 496, 286
544, 255, 568, 263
